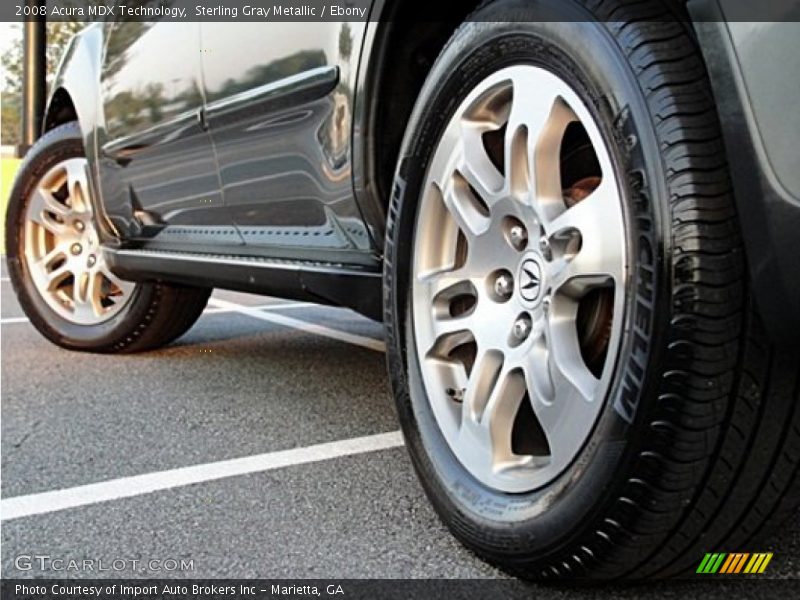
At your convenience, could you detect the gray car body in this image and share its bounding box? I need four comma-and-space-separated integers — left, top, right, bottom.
42, 0, 800, 339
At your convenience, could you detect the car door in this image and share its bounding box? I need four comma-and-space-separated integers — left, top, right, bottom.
199, 23, 372, 262
97, 21, 243, 248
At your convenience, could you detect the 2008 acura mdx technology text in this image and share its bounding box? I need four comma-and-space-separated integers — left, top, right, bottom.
6, 0, 800, 579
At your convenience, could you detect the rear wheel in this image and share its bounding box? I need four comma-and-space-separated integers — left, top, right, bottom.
384, 0, 800, 579
5, 122, 211, 353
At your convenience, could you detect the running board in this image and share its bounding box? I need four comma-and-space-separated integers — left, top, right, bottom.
105, 248, 383, 321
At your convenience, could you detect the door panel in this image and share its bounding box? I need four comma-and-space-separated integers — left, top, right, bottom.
199, 23, 372, 260
98, 21, 242, 247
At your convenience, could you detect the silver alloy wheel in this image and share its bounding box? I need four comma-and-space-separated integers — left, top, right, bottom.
412, 66, 628, 493
23, 157, 134, 325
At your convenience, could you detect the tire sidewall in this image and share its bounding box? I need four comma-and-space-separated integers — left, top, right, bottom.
385, 8, 671, 564
5, 123, 154, 351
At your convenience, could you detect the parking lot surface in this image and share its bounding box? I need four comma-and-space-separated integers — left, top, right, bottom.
2, 262, 798, 592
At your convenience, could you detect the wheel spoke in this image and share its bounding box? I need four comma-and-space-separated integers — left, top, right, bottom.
521, 377, 597, 468
73, 276, 100, 321
86, 271, 104, 316
532, 99, 578, 222
547, 179, 625, 294
458, 362, 533, 472
457, 122, 504, 208
482, 368, 534, 471
504, 72, 578, 220
504, 122, 532, 203
441, 176, 490, 240
27, 188, 71, 234
44, 262, 73, 291
35, 186, 70, 217
417, 267, 478, 357
420, 267, 472, 299
523, 337, 556, 405
544, 299, 599, 403
521, 325, 599, 466
418, 267, 477, 337
460, 349, 504, 423
98, 262, 130, 296
415, 182, 465, 278
35, 244, 69, 268
430, 312, 476, 343
65, 158, 90, 212
504, 75, 561, 199
503, 76, 535, 200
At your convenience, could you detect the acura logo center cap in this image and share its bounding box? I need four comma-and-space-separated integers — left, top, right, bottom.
519, 257, 544, 304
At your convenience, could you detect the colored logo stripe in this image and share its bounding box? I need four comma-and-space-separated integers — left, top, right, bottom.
744, 553, 773, 574
697, 553, 726, 573
697, 552, 773, 574
719, 553, 748, 573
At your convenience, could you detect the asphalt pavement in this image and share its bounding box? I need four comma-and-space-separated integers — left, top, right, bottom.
1, 261, 798, 594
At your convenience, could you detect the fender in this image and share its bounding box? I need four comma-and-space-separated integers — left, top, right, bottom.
43, 24, 117, 239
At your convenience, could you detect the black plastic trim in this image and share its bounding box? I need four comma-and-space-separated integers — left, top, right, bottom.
139, 239, 382, 269
690, 1, 800, 344
105, 248, 383, 321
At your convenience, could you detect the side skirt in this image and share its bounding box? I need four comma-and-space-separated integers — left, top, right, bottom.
105, 248, 383, 321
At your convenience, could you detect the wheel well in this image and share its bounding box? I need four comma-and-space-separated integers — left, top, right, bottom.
43, 88, 78, 133
363, 1, 693, 217
367, 5, 481, 210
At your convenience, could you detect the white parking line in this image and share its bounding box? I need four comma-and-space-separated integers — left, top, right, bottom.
0, 301, 316, 325
0, 431, 404, 521
0, 316, 29, 324
1, 296, 390, 520
203, 301, 312, 314
207, 298, 386, 352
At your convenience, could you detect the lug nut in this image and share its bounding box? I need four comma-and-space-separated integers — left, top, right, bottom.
542, 295, 552, 313
74, 221, 85, 232
493, 272, 514, 300
70, 243, 82, 256
87, 254, 96, 267
539, 237, 552, 260
512, 315, 532, 342
509, 225, 528, 250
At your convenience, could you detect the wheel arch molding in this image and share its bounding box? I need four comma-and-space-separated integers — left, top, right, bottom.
353, 1, 485, 250
42, 24, 121, 243
689, 0, 800, 345
43, 25, 104, 160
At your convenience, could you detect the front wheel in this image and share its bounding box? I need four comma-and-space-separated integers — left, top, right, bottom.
384, 0, 800, 579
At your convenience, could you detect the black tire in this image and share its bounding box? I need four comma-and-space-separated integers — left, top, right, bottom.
5, 122, 211, 354
384, 0, 800, 579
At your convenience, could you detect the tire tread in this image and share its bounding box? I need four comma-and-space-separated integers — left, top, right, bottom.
544, 0, 800, 579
